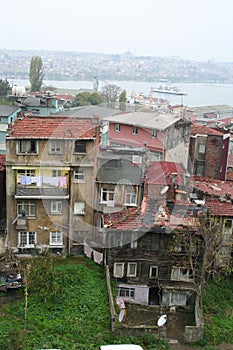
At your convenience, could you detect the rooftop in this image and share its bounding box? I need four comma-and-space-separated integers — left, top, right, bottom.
103, 111, 185, 130
7, 116, 98, 139
190, 123, 225, 136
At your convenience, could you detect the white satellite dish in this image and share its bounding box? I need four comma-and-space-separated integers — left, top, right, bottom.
119, 309, 125, 323
160, 186, 169, 195
157, 314, 167, 327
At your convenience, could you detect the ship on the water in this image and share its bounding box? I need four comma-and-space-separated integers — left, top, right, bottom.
152, 80, 187, 96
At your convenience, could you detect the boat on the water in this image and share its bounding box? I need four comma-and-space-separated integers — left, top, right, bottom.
152, 83, 187, 96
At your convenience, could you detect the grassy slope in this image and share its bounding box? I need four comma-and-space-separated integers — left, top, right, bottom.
0, 256, 232, 350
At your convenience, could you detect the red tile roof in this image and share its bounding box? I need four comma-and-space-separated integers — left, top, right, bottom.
103, 199, 199, 231
8, 116, 97, 139
191, 123, 224, 136
191, 176, 233, 198
146, 161, 186, 186
205, 199, 233, 216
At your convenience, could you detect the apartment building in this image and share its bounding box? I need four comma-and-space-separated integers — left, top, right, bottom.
6, 115, 100, 255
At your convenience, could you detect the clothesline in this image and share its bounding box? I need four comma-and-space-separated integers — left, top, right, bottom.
20, 175, 67, 187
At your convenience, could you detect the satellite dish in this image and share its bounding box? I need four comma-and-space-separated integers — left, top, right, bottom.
119, 309, 125, 323
160, 186, 169, 195
157, 314, 167, 327
194, 199, 205, 206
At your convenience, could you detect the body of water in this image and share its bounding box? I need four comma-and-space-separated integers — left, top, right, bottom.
11, 78, 233, 107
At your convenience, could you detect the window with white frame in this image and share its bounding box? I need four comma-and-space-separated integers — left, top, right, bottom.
171, 291, 186, 306
17, 169, 35, 184
18, 231, 37, 247
52, 170, 62, 177
74, 169, 85, 182
49, 140, 62, 153
132, 155, 142, 164
49, 231, 63, 246
198, 142, 206, 154
17, 201, 36, 217
113, 262, 124, 278
51, 201, 62, 214
171, 267, 193, 281
132, 126, 138, 135
127, 262, 137, 277
74, 201, 85, 215
100, 187, 115, 203
17, 140, 38, 154
152, 129, 157, 138
149, 266, 158, 279
115, 123, 121, 132
125, 189, 137, 206
162, 290, 186, 306
117, 287, 135, 299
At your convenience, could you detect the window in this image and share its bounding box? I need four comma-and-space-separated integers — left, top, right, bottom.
51, 201, 62, 214
18, 231, 37, 247
195, 163, 204, 176
17, 201, 36, 217
149, 266, 158, 279
49, 231, 63, 246
162, 290, 186, 306
127, 263, 137, 277
74, 201, 85, 215
132, 126, 138, 135
17, 169, 35, 184
49, 140, 62, 153
198, 143, 206, 154
171, 267, 193, 281
17, 140, 38, 154
224, 219, 232, 229
100, 187, 115, 203
74, 169, 85, 182
130, 232, 138, 248
150, 234, 160, 250
132, 155, 142, 164
115, 123, 121, 132
113, 262, 124, 278
171, 291, 186, 306
125, 190, 137, 206
152, 129, 157, 138
117, 287, 135, 299
75, 140, 86, 153
52, 170, 62, 177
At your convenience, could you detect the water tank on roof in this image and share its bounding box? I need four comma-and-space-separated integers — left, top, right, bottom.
12, 85, 26, 97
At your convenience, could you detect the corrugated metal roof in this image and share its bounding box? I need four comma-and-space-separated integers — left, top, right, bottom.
104, 111, 184, 130
54, 105, 120, 119
187, 104, 232, 114
0, 105, 20, 117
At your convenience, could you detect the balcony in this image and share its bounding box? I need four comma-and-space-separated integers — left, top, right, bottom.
16, 175, 69, 199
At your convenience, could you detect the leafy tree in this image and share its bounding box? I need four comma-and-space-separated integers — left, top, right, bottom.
0, 78, 11, 96
101, 83, 121, 108
89, 91, 103, 105
72, 91, 103, 107
29, 56, 44, 92
119, 89, 127, 111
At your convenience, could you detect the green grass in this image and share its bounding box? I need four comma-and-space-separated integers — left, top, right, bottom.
198, 277, 233, 347
0, 256, 170, 350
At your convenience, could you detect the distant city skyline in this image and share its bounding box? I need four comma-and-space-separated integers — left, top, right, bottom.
1, 0, 233, 62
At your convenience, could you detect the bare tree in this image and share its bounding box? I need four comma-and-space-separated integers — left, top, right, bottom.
101, 83, 121, 108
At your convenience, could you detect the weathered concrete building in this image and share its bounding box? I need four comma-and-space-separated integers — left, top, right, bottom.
6, 115, 100, 255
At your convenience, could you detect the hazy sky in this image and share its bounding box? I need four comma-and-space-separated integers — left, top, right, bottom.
1, 0, 233, 62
